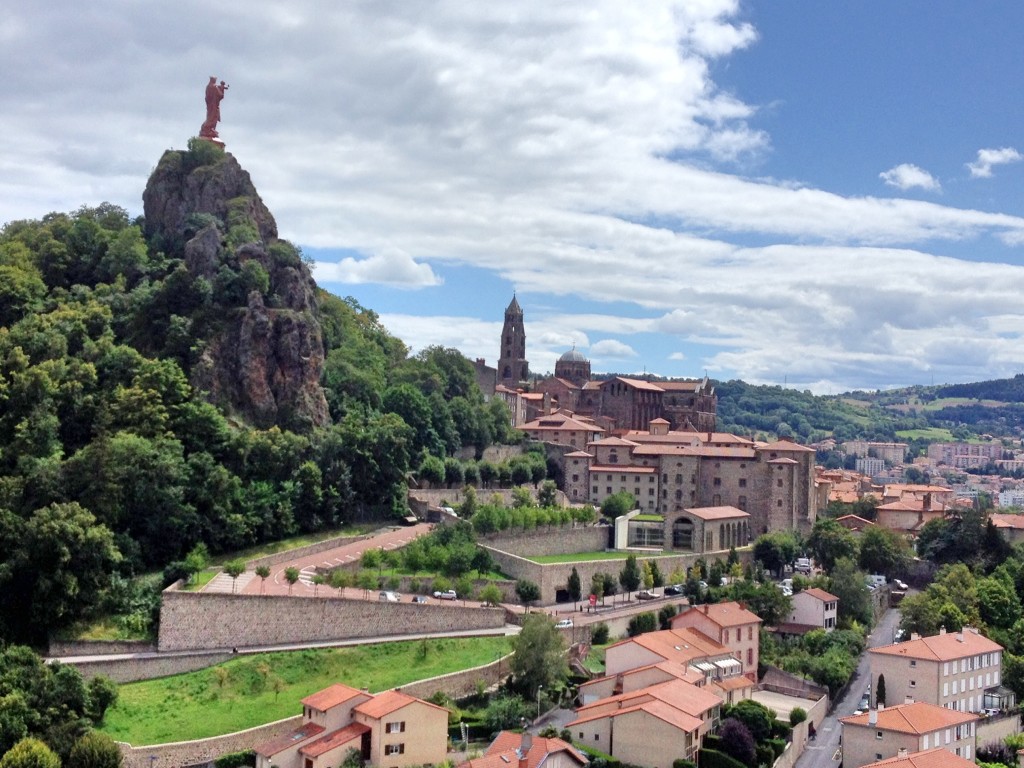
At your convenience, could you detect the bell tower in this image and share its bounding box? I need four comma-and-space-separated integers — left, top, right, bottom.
498, 295, 528, 386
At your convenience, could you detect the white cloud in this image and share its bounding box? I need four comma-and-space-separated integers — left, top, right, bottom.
880, 163, 940, 192
590, 339, 638, 358
967, 147, 1023, 179
312, 248, 440, 287
668, 352, 687, 361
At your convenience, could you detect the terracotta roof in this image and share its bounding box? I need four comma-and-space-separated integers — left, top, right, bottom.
254, 722, 325, 756
354, 689, 448, 720
860, 748, 977, 768
674, 601, 762, 628
570, 696, 703, 733
715, 675, 754, 692
301, 683, 368, 711
590, 436, 640, 447
758, 439, 816, 453
869, 627, 1003, 662
602, 377, 665, 392
767, 457, 800, 465
299, 723, 370, 758
840, 701, 977, 734
835, 514, 876, 528
991, 513, 1024, 530
608, 626, 731, 666
575, 678, 723, 720
799, 587, 839, 603
521, 414, 605, 432
564, 450, 594, 458
656, 381, 702, 391
462, 731, 588, 768
682, 506, 750, 521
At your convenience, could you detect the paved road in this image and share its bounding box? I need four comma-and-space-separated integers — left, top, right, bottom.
796, 605, 902, 768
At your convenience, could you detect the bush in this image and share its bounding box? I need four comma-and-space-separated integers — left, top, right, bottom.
697, 748, 746, 768
718, 718, 756, 765
768, 738, 787, 757
755, 744, 776, 767
672, 761, 697, 768
483, 695, 530, 732
590, 622, 610, 645
627, 612, 657, 637
789, 706, 807, 726
214, 750, 256, 768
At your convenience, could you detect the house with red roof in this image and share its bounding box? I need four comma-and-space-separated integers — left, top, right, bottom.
671, 601, 762, 681
784, 587, 839, 633
459, 731, 588, 768
839, 702, 978, 768
254, 684, 448, 768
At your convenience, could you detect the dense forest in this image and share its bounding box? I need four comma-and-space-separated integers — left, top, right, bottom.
0, 141, 516, 644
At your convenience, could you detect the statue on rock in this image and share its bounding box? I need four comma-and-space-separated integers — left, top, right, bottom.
200, 76, 229, 142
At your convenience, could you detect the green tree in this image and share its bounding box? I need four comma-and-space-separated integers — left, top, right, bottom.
627, 612, 657, 636
619, 554, 641, 597
537, 480, 558, 508
479, 584, 503, 607
516, 579, 541, 611
0, 738, 60, 768
66, 731, 122, 768
483, 695, 531, 732
600, 491, 635, 519
224, 560, 245, 593
807, 518, 858, 572
255, 565, 271, 594
567, 568, 582, 607
284, 567, 300, 594
510, 614, 568, 698
858, 526, 910, 578
977, 576, 1022, 629
828, 557, 873, 628
754, 532, 800, 578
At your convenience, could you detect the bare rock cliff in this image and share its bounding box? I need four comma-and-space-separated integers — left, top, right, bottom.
142, 143, 330, 431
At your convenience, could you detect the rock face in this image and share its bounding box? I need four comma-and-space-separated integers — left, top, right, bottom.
143, 143, 330, 431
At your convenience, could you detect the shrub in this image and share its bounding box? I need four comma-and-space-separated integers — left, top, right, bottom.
768, 738, 788, 757
755, 744, 776, 767
718, 718, 756, 765
627, 612, 657, 637
483, 695, 530, 732
697, 748, 746, 768
590, 622, 610, 645
214, 750, 256, 768
672, 761, 697, 768
789, 706, 807, 726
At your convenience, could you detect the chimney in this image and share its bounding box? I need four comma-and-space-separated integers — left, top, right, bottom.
518, 732, 533, 768
957, 630, 964, 643
904, 695, 915, 705
939, 626, 946, 635
910, 632, 920, 641
868, 709, 877, 726
897, 748, 908, 758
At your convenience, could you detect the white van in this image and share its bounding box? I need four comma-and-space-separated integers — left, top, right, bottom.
378, 591, 400, 602
866, 574, 887, 589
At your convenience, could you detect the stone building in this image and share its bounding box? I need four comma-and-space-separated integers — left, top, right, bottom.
549, 421, 819, 537
497, 295, 528, 387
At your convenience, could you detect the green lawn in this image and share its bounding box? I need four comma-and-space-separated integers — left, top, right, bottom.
528, 551, 674, 564
895, 427, 955, 441
101, 636, 511, 745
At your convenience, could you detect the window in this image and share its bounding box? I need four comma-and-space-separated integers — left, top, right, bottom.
910, 660, 917, 668
572, 474, 579, 482
738, 478, 746, 488
385, 744, 405, 755
737, 496, 747, 510
777, 479, 783, 487
592, 486, 598, 495
747, 648, 753, 665
876, 731, 882, 740
386, 721, 406, 733
713, 477, 721, 487
910, 680, 916, 688
594, 734, 599, 742
748, 627, 753, 641
606, 487, 612, 495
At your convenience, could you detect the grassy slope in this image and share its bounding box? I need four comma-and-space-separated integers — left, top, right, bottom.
101, 637, 511, 745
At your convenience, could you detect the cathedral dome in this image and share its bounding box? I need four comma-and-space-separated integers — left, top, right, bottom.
559, 348, 588, 363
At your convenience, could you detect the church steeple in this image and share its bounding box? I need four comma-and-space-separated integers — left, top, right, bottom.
498, 294, 528, 386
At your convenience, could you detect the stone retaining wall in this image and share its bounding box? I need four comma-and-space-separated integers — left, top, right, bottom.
119, 714, 302, 768
158, 591, 505, 652
64, 651, 234, 683
409, 488, 568, 510
483, 525, 609, 558
49, 640, 156, 657
977, 712, 1022, 749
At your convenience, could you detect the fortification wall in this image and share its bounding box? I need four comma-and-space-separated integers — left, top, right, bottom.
49, 640, 155, 657
64, 651, 234, 683
483, 525, 609, 558
158, 591, 505, 652
409, 487, 568, 509
119, 715, 302, 768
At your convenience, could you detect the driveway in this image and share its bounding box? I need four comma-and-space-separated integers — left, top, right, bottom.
795, 606, 902, 768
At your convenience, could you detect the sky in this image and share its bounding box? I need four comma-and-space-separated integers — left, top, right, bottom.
4, 1, 1024, 394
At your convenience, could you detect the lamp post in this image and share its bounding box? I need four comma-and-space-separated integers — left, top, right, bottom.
537, 685, 543, 721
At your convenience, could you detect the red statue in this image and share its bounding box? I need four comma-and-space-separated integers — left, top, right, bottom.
200, 76, 229, 139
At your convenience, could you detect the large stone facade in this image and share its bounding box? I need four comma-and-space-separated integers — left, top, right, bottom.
158, 591, 505, 652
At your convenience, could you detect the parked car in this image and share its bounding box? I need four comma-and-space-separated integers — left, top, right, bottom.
378, 591, 400, 602
664, 584, 684, 596
637, 589, 660, 600
555, 618, 574, 629
892, 579, 909, 591
433, 589, 458, 600
859, 692, 870, 711
410, 595, 429, 603
794, 557, 812, 574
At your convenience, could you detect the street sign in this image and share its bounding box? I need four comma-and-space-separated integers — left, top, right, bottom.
589, 594, 597, 607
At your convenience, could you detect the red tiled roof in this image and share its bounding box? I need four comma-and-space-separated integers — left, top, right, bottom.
674, 601, 762, 628
860, 747, 976, 768
799, 587, 839, 603
683, 506, 749, 521
840, 701, 978, 734
301, 683, 367, 712
254, 722, 325, 756
464, 731, 588, 768
869, 628, 1003, 662
354, 689, 448, 719
991, 513, 1024, 530
589, 465, 656, 474
299, 723, 370, 757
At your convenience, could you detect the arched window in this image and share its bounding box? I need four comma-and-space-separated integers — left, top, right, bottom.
673, 518, 694, 550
